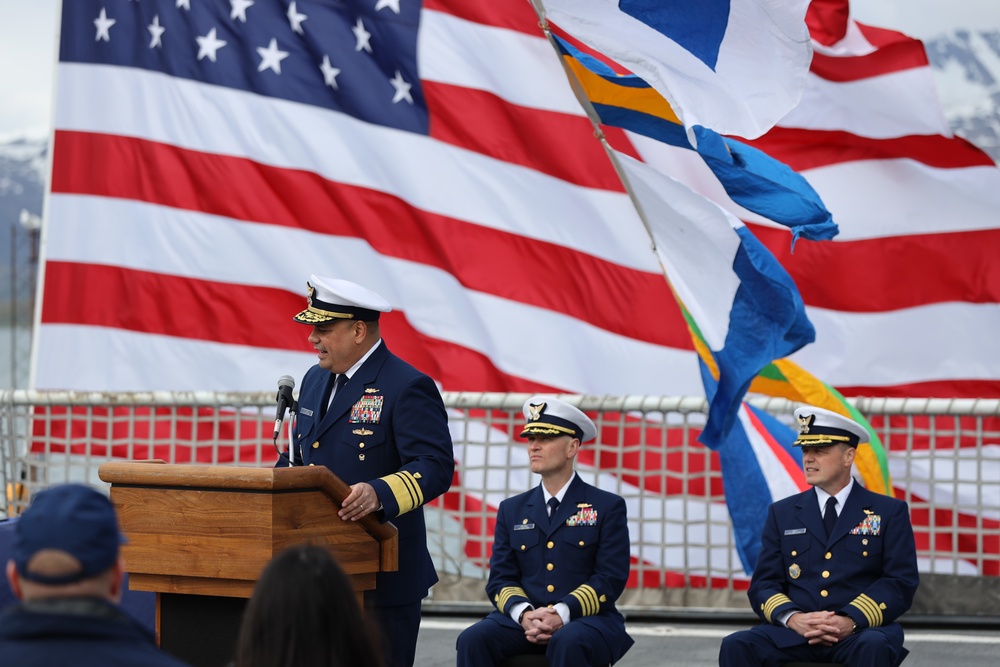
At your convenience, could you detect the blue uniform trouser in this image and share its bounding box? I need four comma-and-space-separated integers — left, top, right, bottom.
456, 616, 613, 667
367, 600, 422, 667
718, 623, 908, 667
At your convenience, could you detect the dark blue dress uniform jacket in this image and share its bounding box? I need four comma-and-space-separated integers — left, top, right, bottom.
290, 342, 454, 607
484, 475, 634, 663
747, 482, 919, 647
0, 597, 190, 666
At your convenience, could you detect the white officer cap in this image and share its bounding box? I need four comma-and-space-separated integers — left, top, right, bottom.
520, 395, 597, 443
793, 405, 870, 448
293, 275, 392, 325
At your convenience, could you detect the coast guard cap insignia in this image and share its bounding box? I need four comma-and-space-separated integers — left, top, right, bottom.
528, 402, 544, 421
797, 414, 815, 434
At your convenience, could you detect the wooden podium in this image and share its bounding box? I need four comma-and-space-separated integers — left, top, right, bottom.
98, 462, 398, 667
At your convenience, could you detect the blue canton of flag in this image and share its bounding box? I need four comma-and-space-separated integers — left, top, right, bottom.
61, 0, 428, 134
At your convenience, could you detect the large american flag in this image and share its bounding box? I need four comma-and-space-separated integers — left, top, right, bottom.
35, 1, 999, 578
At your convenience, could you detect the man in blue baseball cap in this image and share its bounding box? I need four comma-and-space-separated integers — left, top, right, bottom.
0, 484, 189, 666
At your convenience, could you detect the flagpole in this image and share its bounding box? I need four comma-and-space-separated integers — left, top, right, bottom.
528, 1, 664, 256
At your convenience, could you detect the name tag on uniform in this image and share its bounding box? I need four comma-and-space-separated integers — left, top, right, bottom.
513, 523, 535, 531
784, 528, 807, 535
299, 408, 314, 417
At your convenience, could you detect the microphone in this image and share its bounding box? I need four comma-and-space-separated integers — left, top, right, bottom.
273, 375, 296, 441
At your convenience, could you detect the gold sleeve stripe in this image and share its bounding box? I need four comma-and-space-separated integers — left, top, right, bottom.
762, 594, 793, 623
381, 471, 424, 515
496, 586, 527, 613
850, 594, 883, 627
857, 594, 883, 627
569, 584, 600, 616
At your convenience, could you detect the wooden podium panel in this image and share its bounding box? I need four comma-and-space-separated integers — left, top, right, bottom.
99, 462, 397, 667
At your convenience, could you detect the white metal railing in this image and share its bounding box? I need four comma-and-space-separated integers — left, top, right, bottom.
2, 390, 997, 615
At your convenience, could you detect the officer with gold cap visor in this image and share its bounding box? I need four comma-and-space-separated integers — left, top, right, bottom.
284, 275, 454, 667
720, 405, 919, 666
456, 396, 633, 667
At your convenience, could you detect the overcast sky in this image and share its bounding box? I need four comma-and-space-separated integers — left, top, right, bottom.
0, 0, 998, 142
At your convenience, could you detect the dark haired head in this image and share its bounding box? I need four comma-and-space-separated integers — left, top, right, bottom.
233, 544, 383, 667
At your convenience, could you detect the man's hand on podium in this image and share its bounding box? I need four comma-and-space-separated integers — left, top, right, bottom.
339, 482, 379, 521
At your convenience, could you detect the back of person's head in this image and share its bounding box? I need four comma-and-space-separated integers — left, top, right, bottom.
6, 483, 124, 602
233, 543, 383, 667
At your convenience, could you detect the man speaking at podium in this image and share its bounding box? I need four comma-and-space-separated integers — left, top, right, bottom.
283, 275, 455, 667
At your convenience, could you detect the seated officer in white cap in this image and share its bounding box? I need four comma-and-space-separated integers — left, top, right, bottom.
0, 484, 189, 666
719, 405, 919, 667
456, 396, 634, 667
286, 275, 454, 667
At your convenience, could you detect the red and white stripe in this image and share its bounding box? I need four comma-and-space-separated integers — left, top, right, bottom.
35, 0, 998, 578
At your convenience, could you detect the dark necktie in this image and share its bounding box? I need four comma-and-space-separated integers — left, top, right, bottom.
547, 497, 560, 518
823, 496, 838, 538
333, 373, 348, 396
320, 373, 348, 419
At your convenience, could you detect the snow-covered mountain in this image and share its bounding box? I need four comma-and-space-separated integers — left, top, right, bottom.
0, 137, 45, 209
925, 28, 1000, 164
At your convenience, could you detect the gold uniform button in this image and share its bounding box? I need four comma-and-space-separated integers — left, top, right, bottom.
863, 551, 868, 557
791, 550, 797, 557
359, 453, 365, 461
579, 541, 585, 546
547, 563, 554, 571
822, 571, 830, 578
546, 585, 554, 593
308, 463, 315, 467
521, 545, 526, 551
359, 443, 365, 449
862, 538, 868, 545
820, 590, 828, 597
547, 541, 554, 549
825, 552, 832, 560
311, 441, 320, 449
